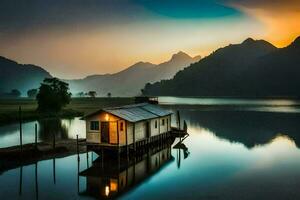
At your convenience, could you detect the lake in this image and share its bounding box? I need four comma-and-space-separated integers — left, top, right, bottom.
1, 98, 300, 199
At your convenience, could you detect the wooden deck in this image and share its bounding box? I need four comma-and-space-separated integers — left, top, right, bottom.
86, 128, 187, 155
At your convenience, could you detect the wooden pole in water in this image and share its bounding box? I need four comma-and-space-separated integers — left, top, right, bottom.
19, 106, 23, 153
76, 134, 79, 161
19, 165, 23, 196
183, 120, 187, 132
35, 123, 38, 151
35, 162, 39, 200
53, 132, 55, 150
53, 158, 56, 184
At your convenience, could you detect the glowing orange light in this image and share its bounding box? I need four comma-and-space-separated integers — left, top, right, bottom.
105, 114, 109, 121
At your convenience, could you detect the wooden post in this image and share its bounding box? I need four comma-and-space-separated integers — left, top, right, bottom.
183, 120, 187, 132
125, 122, 128, 155
53, 132, 55, 150
19, 106, 22, 153
35, 123, 38, 151
86, 151, 89, 168
76, 135, 79, 161
35, 162, 38, 199
19, 166, 23, 196
117, 121, 120, 145
133, 123, 136, 152
77, 153, 80, 194
53, 158, 56, 184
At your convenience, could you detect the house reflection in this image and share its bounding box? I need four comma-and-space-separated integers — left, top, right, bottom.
80, 144, 174, 199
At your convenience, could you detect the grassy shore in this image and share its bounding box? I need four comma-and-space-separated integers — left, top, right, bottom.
0, 97, 134, 124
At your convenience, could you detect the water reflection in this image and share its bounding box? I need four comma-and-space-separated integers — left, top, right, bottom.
0, 117, 85, 148
80, 144, 174, 199
175, 109, 300, 148
1, 102, 300, 199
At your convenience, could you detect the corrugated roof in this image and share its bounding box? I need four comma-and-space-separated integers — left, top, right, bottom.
141, 104, 173, 117
84, 103, 172, 122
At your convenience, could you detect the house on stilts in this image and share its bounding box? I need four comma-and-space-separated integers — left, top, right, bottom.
83, 103, 173, 153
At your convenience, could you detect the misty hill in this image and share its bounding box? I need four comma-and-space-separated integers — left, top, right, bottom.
0, 56, 52, 95
67, 51, 201, 96
143, 37, 300, 97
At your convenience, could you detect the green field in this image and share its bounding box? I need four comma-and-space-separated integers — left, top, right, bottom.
0, 97, 134, 124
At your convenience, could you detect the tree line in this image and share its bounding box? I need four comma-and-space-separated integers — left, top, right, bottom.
0, 87, 112, 98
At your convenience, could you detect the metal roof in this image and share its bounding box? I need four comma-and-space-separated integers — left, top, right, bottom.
85, 103, 172, 122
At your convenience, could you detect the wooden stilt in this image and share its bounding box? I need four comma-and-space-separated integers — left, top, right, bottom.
76, 135, 80, 161
35, 162, 38, 200
19, 106, 22, 153
35, 123, 38, 151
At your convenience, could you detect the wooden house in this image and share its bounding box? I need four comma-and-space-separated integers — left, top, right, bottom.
83, 103, 172, 151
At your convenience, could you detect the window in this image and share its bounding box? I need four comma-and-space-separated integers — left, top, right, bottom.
162, 119, 165, 126
155, 120, 158, 128
90, 121, 99, 131
120, 122, 124, 131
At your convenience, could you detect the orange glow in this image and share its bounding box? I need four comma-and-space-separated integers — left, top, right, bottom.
110, 179, 118, 191
105, 114, 109, 121
230, 1, 300, 48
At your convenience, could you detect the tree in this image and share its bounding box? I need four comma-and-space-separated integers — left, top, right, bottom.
107, 92, 111, 98
77, 92, 85, 97
27, 89, 38, 98
36, 78, 71, 112
10, 89, 21, 97
88, 91, 97, 98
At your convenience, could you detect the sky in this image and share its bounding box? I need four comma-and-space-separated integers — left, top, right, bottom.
0, 0, 299, 79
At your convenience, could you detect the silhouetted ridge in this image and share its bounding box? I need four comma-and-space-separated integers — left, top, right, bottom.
242, 38, 255, 44
142, 36, 300, 97
66, 51, 201, 96
291, 36, 300, 47
171, 51, 191, 61
0, 56, 52, 95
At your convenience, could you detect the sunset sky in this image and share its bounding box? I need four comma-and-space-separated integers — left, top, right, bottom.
0, 0, 299, 79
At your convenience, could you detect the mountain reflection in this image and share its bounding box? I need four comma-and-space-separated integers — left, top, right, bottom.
80, 143, 174, 199
177, 109, 300, 148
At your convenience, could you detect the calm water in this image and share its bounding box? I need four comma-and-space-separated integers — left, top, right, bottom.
0, 118, 86, 148
1, 98, 300, 199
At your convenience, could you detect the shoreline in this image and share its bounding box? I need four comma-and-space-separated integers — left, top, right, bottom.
0, 97, 134, 125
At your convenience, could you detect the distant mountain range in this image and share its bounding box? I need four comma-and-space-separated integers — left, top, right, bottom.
0, 56, 52, 95
0, 52, 200, 97
66, 51, 201, 96
143, 36, 300, 98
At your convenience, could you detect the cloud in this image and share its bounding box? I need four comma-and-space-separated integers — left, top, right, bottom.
225, 0, 300, 47
0, 0, 150, 35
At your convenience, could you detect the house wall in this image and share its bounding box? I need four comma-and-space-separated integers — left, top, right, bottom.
150, 118, 159, 136
86, 112, 124, 144
159, 115, 171, 134
127, 123, 134, 144
118, 119, 126, 145
134, 121, 147, 141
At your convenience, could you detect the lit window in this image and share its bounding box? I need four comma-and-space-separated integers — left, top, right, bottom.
155, 120, 157, 128
105, 114, 109, 121
90, 121, 99, 131
162, 119, 165, 126
120, 122, 124, 131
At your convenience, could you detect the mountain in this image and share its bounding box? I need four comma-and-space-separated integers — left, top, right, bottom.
66, 52, 201, 96
0, 56, 52, 96
143, 37, 300, 97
